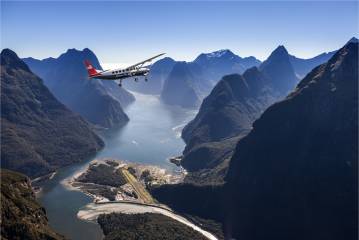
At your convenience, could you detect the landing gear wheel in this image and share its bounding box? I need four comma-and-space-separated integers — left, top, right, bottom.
145, 78, 148, 82
134, 78, 138, 82
118, 80, 122, 87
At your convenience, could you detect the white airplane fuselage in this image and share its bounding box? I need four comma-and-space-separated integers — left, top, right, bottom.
89, 67, 150, 80
84, 53, 165, 86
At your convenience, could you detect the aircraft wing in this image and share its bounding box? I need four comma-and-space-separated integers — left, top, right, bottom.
126, 53, 165, 69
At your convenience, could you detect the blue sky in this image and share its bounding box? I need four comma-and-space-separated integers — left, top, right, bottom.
1, 1, 358, 66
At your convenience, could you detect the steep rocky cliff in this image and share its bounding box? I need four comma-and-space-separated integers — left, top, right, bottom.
225, 42, 358, 240
1, 49, 104, 178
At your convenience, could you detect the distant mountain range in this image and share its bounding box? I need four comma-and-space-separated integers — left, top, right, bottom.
289, 51, 336, 78
288, 37, 358, 79
159, 46, 340, 109
160, 50, 261, 108
1, 49, 104, 178
23, 48, 135, 128
181, 45, 298, 182
21, 46, 339, 113
193, 49, 262, 84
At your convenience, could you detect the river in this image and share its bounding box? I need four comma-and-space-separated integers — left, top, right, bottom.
38, 92, 197, 240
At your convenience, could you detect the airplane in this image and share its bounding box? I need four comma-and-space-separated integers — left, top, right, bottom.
84, 53, 165, 87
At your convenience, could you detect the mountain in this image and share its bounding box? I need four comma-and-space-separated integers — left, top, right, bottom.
1, 49, 104, 178
289, 51, 336, 78
289, 37, 359, 79
160, 62, 202, 108
160, 50, 261, 108
347, 36, 359, 44
152, 41, 358, 240
259, 45, 299, 96
123, 57, 176, 94
225, 42, 358, 240
194, 49, 261, 85
23, 48, 134, 128
181, 46, 297, 182
1, 169, 64, 240
182, 68, 277, 148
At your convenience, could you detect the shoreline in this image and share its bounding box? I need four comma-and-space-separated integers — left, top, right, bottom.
63, 158, 185, 204
32, 171, 57, 196
77, 202, 218, 240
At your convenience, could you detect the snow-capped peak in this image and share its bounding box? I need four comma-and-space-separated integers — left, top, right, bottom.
206, 49, 233, 58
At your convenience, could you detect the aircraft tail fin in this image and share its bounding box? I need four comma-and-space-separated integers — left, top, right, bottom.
84, 60, 99, 77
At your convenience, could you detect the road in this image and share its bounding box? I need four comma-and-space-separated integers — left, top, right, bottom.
121, 168, 154, 204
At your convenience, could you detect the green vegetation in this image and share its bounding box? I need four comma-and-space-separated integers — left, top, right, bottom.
140, 169, 153, 183
98, 213, 208, 240
127, 166, 136, 177
77, 163, 126, 187
1, 169, 64, 240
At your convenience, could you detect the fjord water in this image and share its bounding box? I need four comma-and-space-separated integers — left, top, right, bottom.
38, 92, 197, 240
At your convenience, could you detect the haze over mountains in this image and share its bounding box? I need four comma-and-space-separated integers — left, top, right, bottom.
23, 48, 135, 128
22, 46, 338, 113
288, 51, 336, 78
1, 49, 104, 178
123, 57, 176, 94
160, 62, 203, 108
160, 50, 261, 108
157, 47, 336, 109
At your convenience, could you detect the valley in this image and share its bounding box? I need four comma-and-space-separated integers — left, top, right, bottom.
1, 31, 357, 240
35, 92, 199, 240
